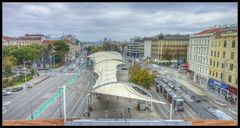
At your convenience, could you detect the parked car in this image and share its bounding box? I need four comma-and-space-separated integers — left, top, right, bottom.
12, 86, 24, 92
214, 99, 228, 107
2, 89, 12, 96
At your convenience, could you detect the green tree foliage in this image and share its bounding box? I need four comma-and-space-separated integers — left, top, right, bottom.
54, 52, 65, 64
2, 56, 17, 78
84, 43, 121, 54
128, 64, 156, 89
2, 46, 18, 57
53, 40, 70, 54
11, 47, 39, 64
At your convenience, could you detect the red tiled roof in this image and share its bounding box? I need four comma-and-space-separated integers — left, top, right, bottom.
3, 36, 15, 41
194, 28, 222, 35
42, 40, 56, 45
17, 37, 42, 40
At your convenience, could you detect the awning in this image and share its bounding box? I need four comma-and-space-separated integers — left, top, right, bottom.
170, 59, 178, 63
181, 64, 189, 68
92, 82, 166, 104
88, 51, 166, 104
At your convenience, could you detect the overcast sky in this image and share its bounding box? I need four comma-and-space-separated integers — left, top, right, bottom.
3, 2, 237, 42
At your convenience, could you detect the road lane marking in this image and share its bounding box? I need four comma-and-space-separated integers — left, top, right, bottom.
3, 102, 11, 106
26, 74, 79, 120
3, 109, 7, 114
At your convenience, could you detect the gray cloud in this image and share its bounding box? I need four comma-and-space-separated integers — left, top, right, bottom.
3, 2, 237, 41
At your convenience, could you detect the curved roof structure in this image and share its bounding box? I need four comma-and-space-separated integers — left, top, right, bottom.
88, 51, 165, 104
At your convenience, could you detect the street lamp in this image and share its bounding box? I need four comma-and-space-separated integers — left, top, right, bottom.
23, 68, 27, 82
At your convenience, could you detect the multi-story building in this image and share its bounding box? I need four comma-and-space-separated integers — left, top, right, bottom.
208, 26, 238, 104
151, 34, 189, 63
138, 37, 153, 59
127, 37, 141, 58
2, 36, 17, 46
16, 34, 46, 47
188, 27, 222, 87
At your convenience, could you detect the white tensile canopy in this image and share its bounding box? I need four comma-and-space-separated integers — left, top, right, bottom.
88, 51, 165, 104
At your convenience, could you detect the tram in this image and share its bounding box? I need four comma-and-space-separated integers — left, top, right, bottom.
155, 77, 184, 112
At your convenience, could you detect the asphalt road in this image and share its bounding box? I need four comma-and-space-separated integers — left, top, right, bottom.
3, 75, 71, 120
3, 50, 90, 120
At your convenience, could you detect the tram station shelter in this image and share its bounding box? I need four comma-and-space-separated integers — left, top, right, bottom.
88, 51, 165, 104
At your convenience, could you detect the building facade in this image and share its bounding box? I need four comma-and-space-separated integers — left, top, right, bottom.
144, 38, 152, 58
188, 28, 221, 87
2, 36, 17, 46
16, 34, 46, 47
151, 34, 189, 62
127, 37, 140, 58
208, 27, 238, 104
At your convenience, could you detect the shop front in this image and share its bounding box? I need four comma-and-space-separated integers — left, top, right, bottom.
188, 70, 194, 80
208, 79, 229, 98
228, 86, 238, 105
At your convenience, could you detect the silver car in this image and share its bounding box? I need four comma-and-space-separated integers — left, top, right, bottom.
2, 90, 12, 96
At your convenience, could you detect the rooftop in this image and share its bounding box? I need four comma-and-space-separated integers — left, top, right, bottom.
193, 28, 222, 35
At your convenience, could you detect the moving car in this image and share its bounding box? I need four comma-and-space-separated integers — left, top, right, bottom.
27, 83, 34, 88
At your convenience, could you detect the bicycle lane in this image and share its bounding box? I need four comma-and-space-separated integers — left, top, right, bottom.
26, 75, 78, 120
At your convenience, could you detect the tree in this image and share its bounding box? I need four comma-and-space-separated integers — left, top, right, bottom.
53, 40, 70, 54
11, 47, 39, 64
128, 64, 155, 89
3, 56, 17, 78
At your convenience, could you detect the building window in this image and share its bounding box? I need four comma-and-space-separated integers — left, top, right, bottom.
213, 61, 215, 67
210, 60, 212, 66
218, 41, 221, 47
230, 63, 233, 71
215, 41, 217, 47
228, 75, 232, 82
213, 71, 214, 77
216, 72, 218, 78
224, 41, 227, 47
209, 70, 211, 75
223, 51, 226, 58
221, 73, 223, 80
212, 41, 214, 47
230, 52, 234, 59
217, 51, 219, 57
217, 62, 219, 68
211, 50, 213, 56
232, 40, 236, 48
214, 51, 216, 57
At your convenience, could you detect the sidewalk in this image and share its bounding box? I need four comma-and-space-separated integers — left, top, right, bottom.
164, 67, 238, 119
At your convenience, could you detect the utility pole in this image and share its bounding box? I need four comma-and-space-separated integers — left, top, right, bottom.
30, 98, 34, 120
59, 87, 62, 117
170, 103, 173, 120
23, 60, 26, 82
132, 55, 134, 67
63, 86, 66, 124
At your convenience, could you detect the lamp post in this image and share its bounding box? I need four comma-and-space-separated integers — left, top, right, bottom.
23, 60, 26, 82
63, 86, 66, 124
30, 98, 34, 120
58, 87, 62, 117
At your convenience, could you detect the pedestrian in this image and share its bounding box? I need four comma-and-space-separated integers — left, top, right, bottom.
88, 112, 90, 118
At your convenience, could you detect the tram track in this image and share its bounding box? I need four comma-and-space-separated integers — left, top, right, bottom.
149, 88, 171, 119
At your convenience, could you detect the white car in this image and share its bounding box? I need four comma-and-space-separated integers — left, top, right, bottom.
2, 90, 12, 96
27, 83, 34, 88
